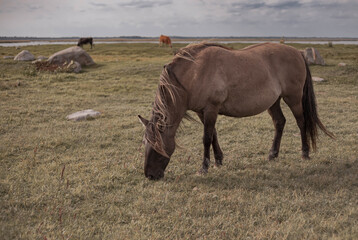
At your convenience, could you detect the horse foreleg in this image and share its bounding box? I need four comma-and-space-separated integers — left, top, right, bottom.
196, 112, 223, 167
267, 98, 286, 160
212, 128, 223, 166
198, 108, 219, 174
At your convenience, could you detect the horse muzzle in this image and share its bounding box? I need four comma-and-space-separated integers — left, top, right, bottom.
145, 170, 164, 180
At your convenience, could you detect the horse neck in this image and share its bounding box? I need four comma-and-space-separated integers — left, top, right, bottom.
153, 83, 187, 156
162, 87, 187, 132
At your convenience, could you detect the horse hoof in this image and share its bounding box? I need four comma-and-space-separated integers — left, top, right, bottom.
213, 163, 222, 168
302, 155, 311, 160
268, 154, 278, 161
214, 154, 223, 164
197, 168, 208, 175
268, 150, 278, 161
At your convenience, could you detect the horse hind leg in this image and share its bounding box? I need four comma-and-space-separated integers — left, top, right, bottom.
267, 98, 286, 160
196, 112, 223, 168
283, 97, 310, 159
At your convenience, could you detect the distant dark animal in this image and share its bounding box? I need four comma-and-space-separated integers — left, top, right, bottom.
77, 37, 93, 49
159, 35, 172, 48
138, 42, 334, 180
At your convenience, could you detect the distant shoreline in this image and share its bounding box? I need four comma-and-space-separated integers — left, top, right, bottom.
0, 36, 357, 43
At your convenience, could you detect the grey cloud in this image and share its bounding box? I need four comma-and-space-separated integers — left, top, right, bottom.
230, 1, 301, 11
118, 0, 172, 9
90, 2, 108, 7
234, 2, 266, 10
89, 2, 116, 12
270, 1, 302, 9
25, 5, 42, 12
306, 2, 341, 9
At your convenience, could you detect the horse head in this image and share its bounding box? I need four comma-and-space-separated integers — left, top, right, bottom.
138, 115, 172, 180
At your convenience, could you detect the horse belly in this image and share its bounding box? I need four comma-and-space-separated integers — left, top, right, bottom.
219, 87, 280, 117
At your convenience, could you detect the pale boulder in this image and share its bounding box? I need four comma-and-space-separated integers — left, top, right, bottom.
48, 46, 95, 66
302, 47, 325, 65
14, 50, 35, 61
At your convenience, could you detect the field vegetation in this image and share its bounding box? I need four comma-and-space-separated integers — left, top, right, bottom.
0, 41, 357, 239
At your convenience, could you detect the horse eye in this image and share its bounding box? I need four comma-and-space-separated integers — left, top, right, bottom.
158, 125, 165, 133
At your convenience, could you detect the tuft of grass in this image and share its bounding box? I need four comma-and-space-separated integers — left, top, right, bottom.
0, 42, 357, 239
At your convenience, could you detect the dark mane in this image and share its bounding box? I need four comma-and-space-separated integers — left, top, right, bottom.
145, 65, 181, 157
174, 42, 233, 62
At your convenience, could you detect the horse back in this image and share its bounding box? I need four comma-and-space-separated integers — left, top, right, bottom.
177, 43, 306, 117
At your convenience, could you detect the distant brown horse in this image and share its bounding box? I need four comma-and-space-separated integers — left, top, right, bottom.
138, 43, 334, 180
77, 37, 93, 49
159, 35, 172, 48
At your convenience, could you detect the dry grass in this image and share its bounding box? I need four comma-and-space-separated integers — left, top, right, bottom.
0, 42, 357, 239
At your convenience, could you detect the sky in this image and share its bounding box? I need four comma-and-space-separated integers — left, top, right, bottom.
0, 0, 357, 38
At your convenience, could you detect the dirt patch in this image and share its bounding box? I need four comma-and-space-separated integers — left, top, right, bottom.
34, 61, 61, 72
34, 61, 81, 73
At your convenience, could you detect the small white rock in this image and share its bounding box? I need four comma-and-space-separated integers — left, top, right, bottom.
312, 76, 325, 82
32, 59, 45, 64
37, 56, 47, 60
66, 109, 100, 121
338, 62, 347, 67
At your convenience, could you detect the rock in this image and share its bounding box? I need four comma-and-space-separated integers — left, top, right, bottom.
48, 46, 95, 67
66, 109, 100, 121
302, 47, 325, 65
3, 56, 14, 59
338, 62, 347, 66
65, 60, 82, 73
37, 55, 47, 60
312, 76, 325, 82
32, 59, 46, 64
14, 50, 35, 61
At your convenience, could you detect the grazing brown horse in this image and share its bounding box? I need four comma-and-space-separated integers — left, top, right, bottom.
159, 35, 172, 48
138, 42, 334, 180
77, 37, 93, 49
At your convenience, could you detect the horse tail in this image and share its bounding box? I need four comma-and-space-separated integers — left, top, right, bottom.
302, 58, 335, 150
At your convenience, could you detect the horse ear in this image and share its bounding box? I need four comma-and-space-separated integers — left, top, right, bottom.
138, 115, 149, 127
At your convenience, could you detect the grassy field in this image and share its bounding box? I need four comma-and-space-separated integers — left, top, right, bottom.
0, 42, 357, 239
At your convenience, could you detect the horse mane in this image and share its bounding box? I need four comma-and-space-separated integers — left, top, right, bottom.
145, 65, 181, 157
146, 42, 230, 156
174, 42, 233, 62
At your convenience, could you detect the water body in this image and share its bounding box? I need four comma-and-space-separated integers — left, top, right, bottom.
0, 40, 357, 47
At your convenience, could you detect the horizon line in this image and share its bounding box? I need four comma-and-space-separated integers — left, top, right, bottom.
1, 36, 358, 40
